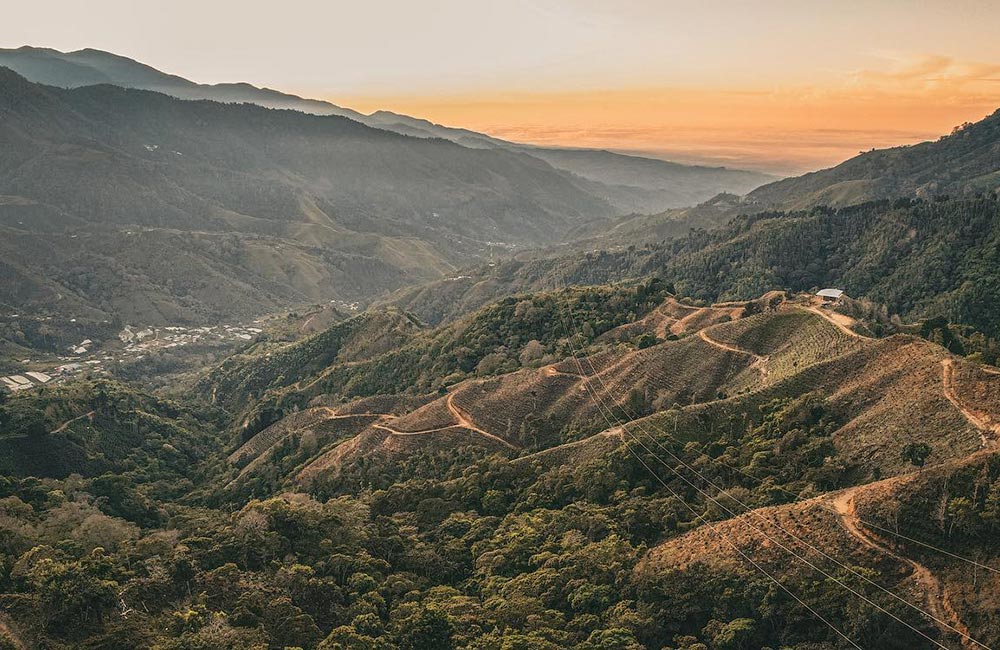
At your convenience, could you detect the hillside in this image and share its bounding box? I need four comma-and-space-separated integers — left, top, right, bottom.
3, 282, 1000, 649
5, 14, 1000, 650
197, 281, 673, 417
384, 195, 1000, 342
0, 378, 226, 483
0, 66, 619, 324
747, 109, 1000, 209
216, 295, 985, 498
0, 46, 775, 214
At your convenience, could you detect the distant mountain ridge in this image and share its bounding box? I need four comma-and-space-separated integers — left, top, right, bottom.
0, 66, 616, 323
0, 45, 369, 119
747, 108, 1000, 209
0, 46, 776, 213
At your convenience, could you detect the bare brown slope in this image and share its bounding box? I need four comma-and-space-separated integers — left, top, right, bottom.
850, 452, 1000, 649
225, 303, 997, 495
638, 484, 968, 648
530, 332, 986, 479
640, 448, 1000, 650
598, 297, 729, 342
294, 423, 511, 485
237, 309, 762, 486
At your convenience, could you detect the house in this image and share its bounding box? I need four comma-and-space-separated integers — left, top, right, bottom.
25, 371, 52, 384
816, 288, 845, 303
2, 375, 34, 391
119, 326, 136, 344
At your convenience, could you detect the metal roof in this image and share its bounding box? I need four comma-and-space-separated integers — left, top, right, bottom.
816, 288, 844, 298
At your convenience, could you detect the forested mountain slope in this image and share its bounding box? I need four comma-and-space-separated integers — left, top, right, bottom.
0, 67, 615, 323
0, 46, 775, 214
747, 108, 1000, 209
0, 45, 370, 119
386, 195, 1000, 339
4, 287, 999, 649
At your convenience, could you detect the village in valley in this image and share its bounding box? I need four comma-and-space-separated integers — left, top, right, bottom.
1, 320, 265, 393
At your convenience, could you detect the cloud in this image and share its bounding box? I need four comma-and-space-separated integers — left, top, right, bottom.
341, 52, 1000, 176
851, 53, 1000, 91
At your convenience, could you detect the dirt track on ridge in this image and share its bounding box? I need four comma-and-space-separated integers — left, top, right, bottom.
698, 328, 768, 377
831, 487, 975, 649
372, 393, 518, 450
942, 359, 1000, 448
803, 305, 864, 338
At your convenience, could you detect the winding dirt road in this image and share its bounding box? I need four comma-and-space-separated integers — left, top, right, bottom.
49, 410, 95, 434
698, 328, 768, 377
817, 356, 1000, 647
942, 359, 1000, 449
831, 487, 975, 649
802, 305, 865, 338
373, 393, 518, 450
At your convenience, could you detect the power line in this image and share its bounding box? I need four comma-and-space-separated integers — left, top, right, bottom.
624, 442, 865, 650
692, 442, 1000, 577
568, 350, 962, 650
576, 349, 990, 649
560, 324, 866, 649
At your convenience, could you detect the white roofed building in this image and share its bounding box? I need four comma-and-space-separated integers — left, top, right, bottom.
816, 288, 845, 302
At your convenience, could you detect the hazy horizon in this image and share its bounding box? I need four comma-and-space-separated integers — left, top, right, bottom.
5, 0, 1000, 174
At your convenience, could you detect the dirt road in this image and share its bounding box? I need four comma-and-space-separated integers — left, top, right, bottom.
698, 328, 768, 377
372, 393, 518, 450
942, 359, 1000, 449
803, 305, 865, 338
831, 487, 975, 649
542, 365, 579, 378
49, 410, 95, 434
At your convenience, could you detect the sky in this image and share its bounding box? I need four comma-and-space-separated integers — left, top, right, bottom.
4, 0, 1000, 174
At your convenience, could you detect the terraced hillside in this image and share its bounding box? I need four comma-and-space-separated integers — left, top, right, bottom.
639, 449, 1000, 649
5, 286, 1000, 650
197, 281, 672, 427
196, 289, 1000, 648
210, 291, 995, 504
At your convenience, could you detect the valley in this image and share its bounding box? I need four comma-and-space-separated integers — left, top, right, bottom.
0, 25, 998, 650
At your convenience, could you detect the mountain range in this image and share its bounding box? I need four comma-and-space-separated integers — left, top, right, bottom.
0, 65, 613, 324
746, 109, 1000, 209
0, 47, 781, 329
1, 43, 1000, 650
5, 46, 997, 335
0, 46, 775, 213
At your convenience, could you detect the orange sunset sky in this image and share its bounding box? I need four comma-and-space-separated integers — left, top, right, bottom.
6, 0, 1000, 174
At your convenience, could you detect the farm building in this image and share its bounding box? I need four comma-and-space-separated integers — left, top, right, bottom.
1, 375, 33, 392
816, 288, 844, 303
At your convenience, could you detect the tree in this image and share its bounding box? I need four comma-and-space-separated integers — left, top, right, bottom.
397, 608, 454, 650
900, 442, 932, 471
710, 618, 757, 650
946, 496, 979, 536
520, 340, 546, 364
25, 553, 119, 630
